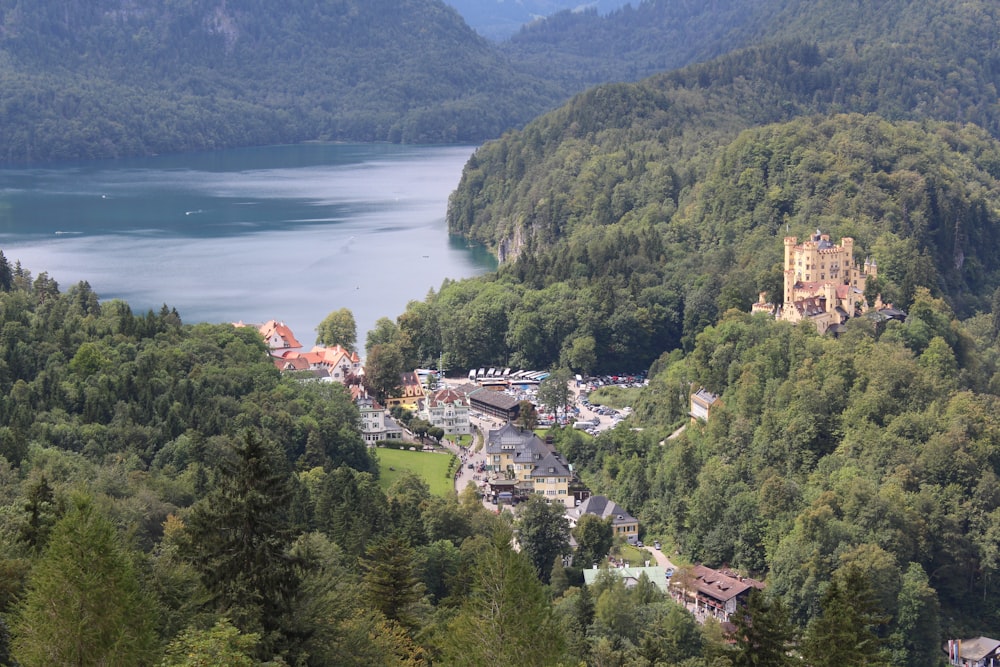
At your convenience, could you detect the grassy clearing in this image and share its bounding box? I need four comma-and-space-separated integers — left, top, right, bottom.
375, 447, 455, 498
588, 385, 642, 409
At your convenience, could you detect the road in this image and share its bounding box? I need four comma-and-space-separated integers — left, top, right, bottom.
641, 544, 676, 571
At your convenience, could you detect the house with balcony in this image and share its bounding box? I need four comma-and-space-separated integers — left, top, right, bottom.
354, 389, 403, 444
485, 423, 573, 504
418, 388, 471, 437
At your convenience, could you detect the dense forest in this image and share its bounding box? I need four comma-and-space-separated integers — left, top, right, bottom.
0, 257, 814, 666
444, 0, 631, 41
0, 0, 563, 162
8, 0, 983, 163
6, 0, 1000, 663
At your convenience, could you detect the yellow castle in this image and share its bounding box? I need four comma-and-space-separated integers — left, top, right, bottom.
752, 230, 877, 334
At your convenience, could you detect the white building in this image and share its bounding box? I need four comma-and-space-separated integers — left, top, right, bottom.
418, 388, 471, 436
355, 390, 402, 444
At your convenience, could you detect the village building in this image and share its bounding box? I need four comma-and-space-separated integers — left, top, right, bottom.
946, 637, 1000, 667
670, 564, 765, 623
689, 389, 721, 422
354, 389, 403, 444
234, 319, 302, 352
469, 387, 522, 422
567, 494, 640, 545
417, 388, 471, 437
484, 423, 574, 506
752, 230, 878, 334
583, 566, 670, 593
385, 371, 425, 411
530, 451, 573, 504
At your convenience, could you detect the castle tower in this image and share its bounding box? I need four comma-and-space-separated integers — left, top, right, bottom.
783, 236, 797, 307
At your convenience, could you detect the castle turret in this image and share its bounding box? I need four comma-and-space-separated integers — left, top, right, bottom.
783, 237, 797, 305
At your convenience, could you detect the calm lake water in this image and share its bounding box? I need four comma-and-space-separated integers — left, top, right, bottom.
0, 144, 496, 347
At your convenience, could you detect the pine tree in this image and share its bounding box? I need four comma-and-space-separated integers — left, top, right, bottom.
802, 566, 891, 667
360, 536, 425, 631
441, 524, 566, 666
17, 474, 58, 553
12, 496, 157, 667
181, 431, 298, 650
731, 589, 795, 667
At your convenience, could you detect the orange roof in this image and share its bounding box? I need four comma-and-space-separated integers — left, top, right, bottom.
257, 319, 303, 349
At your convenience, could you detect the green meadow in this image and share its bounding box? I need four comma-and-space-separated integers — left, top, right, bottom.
375, 447, 456, 497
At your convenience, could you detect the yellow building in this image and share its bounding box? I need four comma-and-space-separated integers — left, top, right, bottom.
754, 230, 877, 334
485, 424, 574, 506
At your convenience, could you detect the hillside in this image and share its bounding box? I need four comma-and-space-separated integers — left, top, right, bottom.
445, 1, 1000, 355
445, 0, 631, 41
0, 0, 560, 162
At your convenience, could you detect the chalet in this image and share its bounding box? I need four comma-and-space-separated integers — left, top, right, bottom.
567, 495, 640, 544
671, 565, 764, 623
946, 637, 1000, 667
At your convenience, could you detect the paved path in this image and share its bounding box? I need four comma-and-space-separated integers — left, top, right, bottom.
641, 544, 676, 571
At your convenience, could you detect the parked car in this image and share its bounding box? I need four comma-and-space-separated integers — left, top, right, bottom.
665, 568, 674, 578
653, 540, 661, 550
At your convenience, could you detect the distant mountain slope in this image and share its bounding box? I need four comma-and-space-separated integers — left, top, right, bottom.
502, 0, 781, 88
0, 0, 560, 162
445, 0, 631, 40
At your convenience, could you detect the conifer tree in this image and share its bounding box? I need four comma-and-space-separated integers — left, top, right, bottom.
802, 566, 891, 667
441, 524, 566, 666
181, 431, 298, 652
12, 497, 157, 667
731, 589, 795, 667
360, 536, 425, 632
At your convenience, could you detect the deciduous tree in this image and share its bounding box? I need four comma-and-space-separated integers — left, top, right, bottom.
316, 308, 357, 351
517, 494, 571, 583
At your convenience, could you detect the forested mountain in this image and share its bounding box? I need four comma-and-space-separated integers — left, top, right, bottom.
444, 0, 631, 41
439, 0, 1000, 371
0, 0, 562, 162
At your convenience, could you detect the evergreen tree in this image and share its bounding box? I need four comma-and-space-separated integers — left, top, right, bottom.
550, 555, 570, 598
181, 431, 298, 652
12, 497, 157, 667
802, 566, 891, 667
360, 536, 425, 632
441, 523, 566, 666
731, 589, 795, 667
17, 475, 58, 553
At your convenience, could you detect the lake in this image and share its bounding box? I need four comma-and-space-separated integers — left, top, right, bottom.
0, 143, 496, 348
